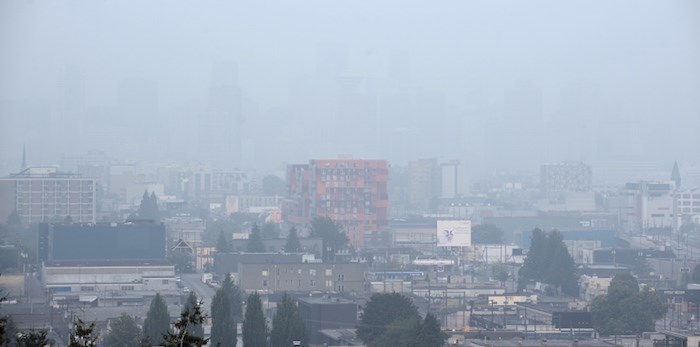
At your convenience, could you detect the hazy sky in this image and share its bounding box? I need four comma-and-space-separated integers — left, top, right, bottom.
1, 0, 699, 176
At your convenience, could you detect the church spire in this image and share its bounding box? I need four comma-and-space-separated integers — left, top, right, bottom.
671, 160, 681, 189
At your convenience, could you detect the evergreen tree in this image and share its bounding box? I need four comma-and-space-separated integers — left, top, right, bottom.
270, 293, 309, 347
284, 227, 302, 253
217, 231, 231, 253
222, 273, 243, 320
519, 229, 579, 296
415, 313, 447, 347
16, 329, 52, 347
104, 313, 141, 347
149, 192, 160, 223
7, 210, 21, 227
143, 293, 171, 346
247, 224, 265, 253
69, 318, 98, 347
357, 293, 419, 346
138, 191, 151, 220
63, 215, 73, 224
242, 292, 267, 347
309, 217, 348, 262
211, 288, 237, 347
163, 297, 208, 347
183, 292, 204, 340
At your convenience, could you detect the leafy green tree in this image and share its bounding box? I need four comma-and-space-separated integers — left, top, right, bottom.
520, 228, 548, 282
69, 318, 98, 347
371, 316, 419, 347
143, 293, 171, 346
16, 329, 52, 347
284, 227, 302, 253
262, 175, 286, 196
414, 313, 447, 347
247, 224, 266, 253
183, 292, 204, 340
309, 217, 348, 262
211, 288, 237, 347
217, 231, 231, 253
357, 293, 419, 346
104, 313, 141, 347
471, 224, 503, 244
222, 273, 243, 320
261, 223, 279, 239
270, 293, 309, 347
242, 292, 267, 347
163, 297, 208, 347
591, 274, 666, 335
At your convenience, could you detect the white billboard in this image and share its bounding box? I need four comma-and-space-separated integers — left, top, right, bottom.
437, 220, 471, 247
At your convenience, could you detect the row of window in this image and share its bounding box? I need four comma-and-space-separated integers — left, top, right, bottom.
262, 279, 342, 290
262, 268, 338, 277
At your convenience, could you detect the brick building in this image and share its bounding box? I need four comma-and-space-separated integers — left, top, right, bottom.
284, 159, 388, 248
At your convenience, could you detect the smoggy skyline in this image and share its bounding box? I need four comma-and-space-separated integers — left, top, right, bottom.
1, 1, 699, 178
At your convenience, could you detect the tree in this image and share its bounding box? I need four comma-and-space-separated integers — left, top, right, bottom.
163, 297, 208, 347
211, 288, 237, 347
137, 191, 160, 222
357, 293, 420, 346
63, 215, 73, 225
309, 217, 348, 262
247, 224, 265, 253
471, 224, 503, 244
104, 313, 141, 347
414, 313, 447, 347
591, 274, 666, 335
69, 318, 98, 347
284, 227, 302, 253
371, 316, 419, 347
143, 293, 171, 346
16, 329, 52, 347
183, 292, 204, 340
242, 292, 267, 347
169, 252, 195, 273
217, 231, 231, 253
222, 273, 243, 320
149, 192, 160, 223
261, 223, 279, 239
519, 229, 578, 296
270, 293, 309, 347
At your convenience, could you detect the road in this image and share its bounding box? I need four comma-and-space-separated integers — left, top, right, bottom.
180, 273, 217, 336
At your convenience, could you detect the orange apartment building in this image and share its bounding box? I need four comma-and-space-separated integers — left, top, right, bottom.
284, 159, 389, 249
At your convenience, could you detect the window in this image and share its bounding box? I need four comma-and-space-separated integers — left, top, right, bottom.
326, 280, 333, 288
80, 286, 95, 292
162, 279, 169, 285
262, 269, 269, 277
325, 269, 333, 276
310, 280, 316, 287
120, 286, 134, 291
337, 284, 345, 292
263, 279, 268, 287
309, 269, 316, 276
338, 274, 345, 281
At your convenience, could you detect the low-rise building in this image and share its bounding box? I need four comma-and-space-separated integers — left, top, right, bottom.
298, 296, 358, 344
238, 262, 366, 294
43, 260, 177, 307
